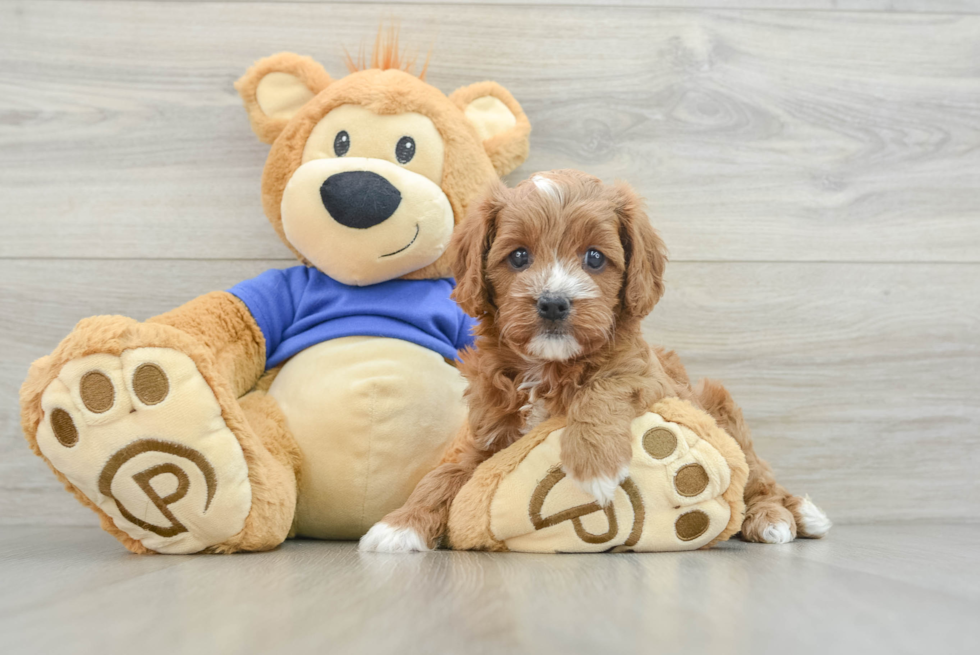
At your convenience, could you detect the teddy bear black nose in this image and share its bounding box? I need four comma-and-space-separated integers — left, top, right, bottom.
320, 171, 402, 229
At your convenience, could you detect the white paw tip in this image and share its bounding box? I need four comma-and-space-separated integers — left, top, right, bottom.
358, 522, 430, 553
797, 495, 832, 537
566, 465, 629, 507
761, 521, 794, 544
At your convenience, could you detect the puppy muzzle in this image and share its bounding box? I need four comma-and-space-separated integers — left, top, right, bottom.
536, 294, 571, 322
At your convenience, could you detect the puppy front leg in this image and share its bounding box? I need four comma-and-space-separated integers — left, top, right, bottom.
359, 461, 478, 552
560, 382, 636, 506
359, 426, 490, 552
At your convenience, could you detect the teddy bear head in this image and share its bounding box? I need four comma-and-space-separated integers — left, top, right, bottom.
235, 41, 530, 286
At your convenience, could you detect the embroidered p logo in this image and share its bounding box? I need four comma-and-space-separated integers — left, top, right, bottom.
98, 439, 217, 538
529, 467, 645, 549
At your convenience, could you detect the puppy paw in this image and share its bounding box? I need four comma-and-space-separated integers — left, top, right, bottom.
760, 522, 794, 544
790, 494, 832, 538
559, 424, 632, 507
563, 465, 630, 507
741, 500, 798, 544
742, 493, 831, 544
359, 522, 430, 553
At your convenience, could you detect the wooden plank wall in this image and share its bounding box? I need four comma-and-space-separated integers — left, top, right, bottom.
1, 1, 978, 526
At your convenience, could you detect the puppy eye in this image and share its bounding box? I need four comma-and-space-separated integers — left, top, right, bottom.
395, 136, 416, 164
584, 248, 606, 271
334, 131, 350, 157
508, 248, 531, 271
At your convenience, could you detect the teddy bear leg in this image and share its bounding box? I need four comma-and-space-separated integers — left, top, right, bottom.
206, 389, 300, 553
21, 316, 297, 554
694, 379, 832, 544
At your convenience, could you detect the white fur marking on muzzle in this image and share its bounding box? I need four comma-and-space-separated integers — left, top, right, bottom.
530, 261, 600, 301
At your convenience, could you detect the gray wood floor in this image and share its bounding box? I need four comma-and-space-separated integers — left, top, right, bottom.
1, 523, 977, 655
1, 2, 979, 527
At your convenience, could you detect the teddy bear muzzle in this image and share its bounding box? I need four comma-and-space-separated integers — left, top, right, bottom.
280, 156, 455, 286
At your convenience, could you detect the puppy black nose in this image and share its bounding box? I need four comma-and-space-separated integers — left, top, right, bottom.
537, 295, 571, 321
320, 171, 402, 229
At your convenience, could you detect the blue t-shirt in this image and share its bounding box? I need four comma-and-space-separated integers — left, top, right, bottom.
229, 266, 477, 369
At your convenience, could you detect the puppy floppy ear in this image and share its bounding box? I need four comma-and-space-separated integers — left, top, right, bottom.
451, 182, 507, 317
235, 53, 332, 144
615, 183, 668, 320
450, 82, 531, 177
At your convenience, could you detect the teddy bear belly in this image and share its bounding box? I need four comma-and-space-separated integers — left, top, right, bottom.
267, 335, 467, 539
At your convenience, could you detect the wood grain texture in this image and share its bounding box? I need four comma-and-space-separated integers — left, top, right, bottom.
1, 1, 978, 527
2, 525, 979, 655
2, 2, 980, 262
2, 259, 977, 525
17, 1, 980, 15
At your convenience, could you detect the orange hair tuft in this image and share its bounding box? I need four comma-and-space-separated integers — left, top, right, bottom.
344, 23, 432, 81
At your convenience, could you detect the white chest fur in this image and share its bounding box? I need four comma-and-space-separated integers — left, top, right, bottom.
518, 371, 551, 435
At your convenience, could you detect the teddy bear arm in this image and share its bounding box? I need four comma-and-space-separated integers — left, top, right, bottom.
147, 290, 266, 398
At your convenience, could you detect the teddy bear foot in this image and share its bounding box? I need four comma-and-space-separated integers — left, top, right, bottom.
447, 398, 750, 553
35, 347, 253, 554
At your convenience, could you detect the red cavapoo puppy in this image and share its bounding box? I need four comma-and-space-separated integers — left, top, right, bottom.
361, 169, 831, 552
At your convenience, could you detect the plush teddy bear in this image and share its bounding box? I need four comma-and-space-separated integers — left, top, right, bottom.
19, 41, 531, 554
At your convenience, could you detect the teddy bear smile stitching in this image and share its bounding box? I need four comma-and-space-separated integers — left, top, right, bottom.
380, 223, 420, 258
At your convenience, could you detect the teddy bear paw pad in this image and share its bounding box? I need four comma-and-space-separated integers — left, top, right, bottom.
36, 348, 252, 554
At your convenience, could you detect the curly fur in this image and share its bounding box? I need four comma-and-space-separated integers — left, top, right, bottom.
364, 170, 829, 550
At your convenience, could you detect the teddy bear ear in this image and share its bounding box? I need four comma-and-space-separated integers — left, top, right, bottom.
235, 53, 333, 144
450, 82, 531, 177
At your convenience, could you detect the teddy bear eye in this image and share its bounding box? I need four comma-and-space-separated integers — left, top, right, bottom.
395, 136, 416, 164
334, 131, 350, 157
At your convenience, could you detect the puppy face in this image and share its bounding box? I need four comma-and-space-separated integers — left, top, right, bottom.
452, 170, 668, 362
